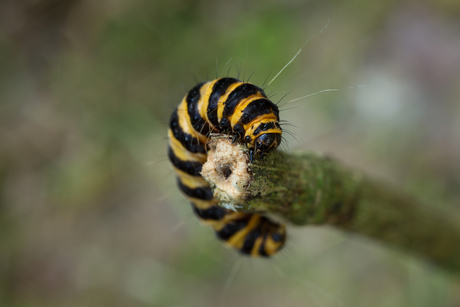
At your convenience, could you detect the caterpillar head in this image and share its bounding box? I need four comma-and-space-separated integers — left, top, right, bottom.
246, 132, 282, 162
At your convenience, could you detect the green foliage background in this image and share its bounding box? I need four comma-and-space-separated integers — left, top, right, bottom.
1, 0, 460, 306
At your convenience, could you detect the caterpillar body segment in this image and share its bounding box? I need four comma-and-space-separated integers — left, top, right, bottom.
168, 77, 285, 257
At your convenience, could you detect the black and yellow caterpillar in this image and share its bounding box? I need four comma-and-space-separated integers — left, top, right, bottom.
168, 77, 286, 257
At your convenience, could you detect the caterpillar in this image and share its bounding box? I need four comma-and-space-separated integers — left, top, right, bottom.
168, 77, 286, 257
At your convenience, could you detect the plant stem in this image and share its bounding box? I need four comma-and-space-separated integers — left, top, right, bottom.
202, 137, 460, 274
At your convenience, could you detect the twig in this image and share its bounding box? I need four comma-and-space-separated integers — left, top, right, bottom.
201, 136, 460, 274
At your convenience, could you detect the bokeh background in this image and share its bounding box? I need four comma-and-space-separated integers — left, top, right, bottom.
1, 0, 460, 306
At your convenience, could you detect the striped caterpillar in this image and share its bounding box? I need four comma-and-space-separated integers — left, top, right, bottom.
168, 77, 286, 257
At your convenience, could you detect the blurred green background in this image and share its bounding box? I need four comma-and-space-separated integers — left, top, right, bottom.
1, 0, 460, 306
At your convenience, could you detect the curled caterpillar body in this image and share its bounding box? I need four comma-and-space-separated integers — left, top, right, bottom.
168, 77, 286, 257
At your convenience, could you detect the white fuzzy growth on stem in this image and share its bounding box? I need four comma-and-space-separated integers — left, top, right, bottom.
201, 136, 252, 205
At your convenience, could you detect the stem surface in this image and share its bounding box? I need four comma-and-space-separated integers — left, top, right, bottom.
201, 136, 460, 274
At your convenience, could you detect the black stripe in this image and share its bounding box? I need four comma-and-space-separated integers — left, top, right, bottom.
258, 232, 269, 257
168, 146, 202, 177
169, 109, 206, 154
222, 83, 266, 119
240, 219, 263, 255
216, 215, 251, 241
177, 179, 213, 200
207, 78, 240, 128
253, 122, 276, 136
187, 82, 211, 136
239, 99, 279, 125
191, 203, 227, 221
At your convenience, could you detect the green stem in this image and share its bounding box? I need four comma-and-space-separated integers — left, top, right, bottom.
204, 137, 460, 274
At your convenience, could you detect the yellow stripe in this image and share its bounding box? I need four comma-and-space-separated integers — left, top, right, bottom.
168, 130, 207, 164
199, 211, 248, 228
244, 117, 281, 138
259, 128, 282, 138
177, 98, 209, 144
175, 171, 209, 190
199, 79, 219, 127
188, 197, 219, 209
242, 113, 278, 131
251, 219, 270, 256
226, 214, 261, 248
251, 236, 264, 256
229, 94, 266, 127
172, 167, 206, 184
217, 82, 244, 122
